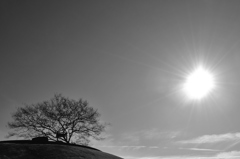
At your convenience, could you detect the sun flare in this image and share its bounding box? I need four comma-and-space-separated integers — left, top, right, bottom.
183, 66, 215, 100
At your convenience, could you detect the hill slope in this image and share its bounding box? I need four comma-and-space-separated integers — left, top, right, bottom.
0, 141, 122, 159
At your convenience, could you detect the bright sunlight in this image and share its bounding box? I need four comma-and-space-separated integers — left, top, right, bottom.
183, 66, 215, 100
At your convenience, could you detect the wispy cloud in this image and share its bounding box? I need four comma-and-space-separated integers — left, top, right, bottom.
216, 151, 240, 158
93, 128, 181, 149
149, 146, 159, 149
122, 156, 163, 159
92, 130, 164, 152
179, 147, 222, 152
97, 145, 146, 150
123, 151, 240, 159
177, 133, 240, 144
94, 132, 240, 159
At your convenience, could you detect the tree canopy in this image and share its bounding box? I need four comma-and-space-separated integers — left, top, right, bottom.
7, 94, 107, 145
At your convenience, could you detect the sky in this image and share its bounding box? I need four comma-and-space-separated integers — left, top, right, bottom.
1, 0, 240, 158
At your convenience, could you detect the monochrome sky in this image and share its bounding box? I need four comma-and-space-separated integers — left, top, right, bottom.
1, 0, 240, 158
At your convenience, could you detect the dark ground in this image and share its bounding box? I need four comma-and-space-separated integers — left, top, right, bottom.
0, 140, 123, 159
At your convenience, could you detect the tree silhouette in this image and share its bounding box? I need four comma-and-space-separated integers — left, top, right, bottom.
7, 94, 107, 145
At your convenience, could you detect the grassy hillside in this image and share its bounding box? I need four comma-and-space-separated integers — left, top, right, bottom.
0, 140, 123, 159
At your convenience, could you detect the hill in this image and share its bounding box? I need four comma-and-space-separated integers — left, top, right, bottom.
0, 140, 123, 159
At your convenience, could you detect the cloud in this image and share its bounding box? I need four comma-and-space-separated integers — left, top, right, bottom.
122, 156, 202, 159
216, 151, 240, 158
121, 150, 240, 159
179, 147, 222, 152
149, 146, 159, 149
91, 131, 163, 152
97, 145, 146, 150
93, 128, 181, 148
123, 153, 240, 159
121, 146, 146, 150
177, 133, 240, 144
122, 156, 163, 159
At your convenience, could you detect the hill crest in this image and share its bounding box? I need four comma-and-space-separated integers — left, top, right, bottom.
0, 140, 122, 159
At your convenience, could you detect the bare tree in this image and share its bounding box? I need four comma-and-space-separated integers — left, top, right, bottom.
7, 94, 107, 145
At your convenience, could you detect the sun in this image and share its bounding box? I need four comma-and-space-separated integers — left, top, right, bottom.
183, 66, 215, 100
